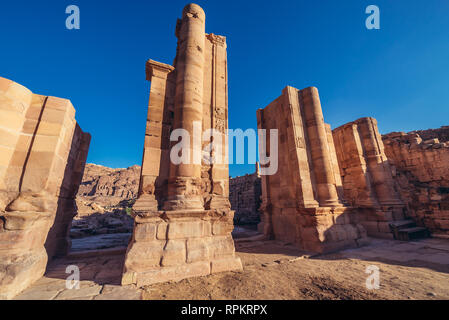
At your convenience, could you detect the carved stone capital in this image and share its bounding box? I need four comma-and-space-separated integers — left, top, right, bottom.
206, 33, 227, 47
146, 59, 175, 81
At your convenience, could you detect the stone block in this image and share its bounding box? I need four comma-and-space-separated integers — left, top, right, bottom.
124, 241, 165, 271
134, 223, 157, 242
161, 239, 186, 267
167, 219, 206, 239
136, 261, 211, 287
186, 237, 210, 263
210, 257, 243, 274
211, 219, 232, 235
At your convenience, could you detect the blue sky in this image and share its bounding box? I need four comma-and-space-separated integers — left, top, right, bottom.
1, 0, 448, 177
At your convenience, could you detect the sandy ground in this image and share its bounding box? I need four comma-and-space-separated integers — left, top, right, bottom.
14, 237, 449, 300
143, 238, 449, 300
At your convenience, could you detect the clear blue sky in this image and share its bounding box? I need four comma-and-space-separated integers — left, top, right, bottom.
1, 0, 448, 177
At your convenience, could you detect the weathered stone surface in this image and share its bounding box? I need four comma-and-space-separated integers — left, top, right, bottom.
122, 4, 241, 286
54, 284, 102, 300
0, 77, 90, 299
257, 86, 367, 253
332, 117, 406, 238
382, 128, 449, 236
77, 163, 140, 200
229, 164, 262, 225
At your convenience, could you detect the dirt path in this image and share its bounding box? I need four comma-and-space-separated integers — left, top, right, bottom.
143, 238, 449, 300
14, 237, 449, 300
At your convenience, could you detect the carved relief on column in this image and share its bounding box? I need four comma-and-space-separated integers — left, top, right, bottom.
206, 33, 230, 210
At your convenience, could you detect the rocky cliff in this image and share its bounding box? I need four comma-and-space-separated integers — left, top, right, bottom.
383, 127, 449, 236
77, 163, 141, 200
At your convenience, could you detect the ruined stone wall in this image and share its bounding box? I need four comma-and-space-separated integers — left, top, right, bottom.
0, 77, 90, 299
229, 171, 261, 225
257, 86, 367, 253
332, 118, 406, 239
383, 131, 449, 236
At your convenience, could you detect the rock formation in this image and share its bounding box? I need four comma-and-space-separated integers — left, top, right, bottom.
74, 164, 139, 238
122, 3, 242, 287
382, 130, 449, 236
257, 86, 367, 253
78, 163, 140, 200
0, 77, 90, 299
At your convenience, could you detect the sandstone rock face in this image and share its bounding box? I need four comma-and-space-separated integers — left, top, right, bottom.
229, 167, 261, 225
412, 126, 449, 143
257, 86, 367, 253
122, 4, 242, 286
77, 164, 140, 200
382, 130, 449, 236
0, 77, 90, 299
74, 163, 138, 238
332, 118, 406, 239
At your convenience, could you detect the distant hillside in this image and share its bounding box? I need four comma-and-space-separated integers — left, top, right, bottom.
77, 163, 141, 200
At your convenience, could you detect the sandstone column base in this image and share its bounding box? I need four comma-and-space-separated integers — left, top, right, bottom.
298, 207, 369, 253
265, 206, 369, 254
132, 194, 159, 214
358, 205, 407, 240
122, 209, 242, 287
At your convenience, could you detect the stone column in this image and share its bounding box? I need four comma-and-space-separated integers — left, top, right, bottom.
134, 60, 174, 214
207, 33, 230, 210
301, 87, 342, 207
164, 4, 206, 211
357, 117, 402, 206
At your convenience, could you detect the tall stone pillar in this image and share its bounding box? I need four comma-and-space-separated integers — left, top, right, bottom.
123, 4, 242, 287
164, 4, 206, 211
134, 60, 174, 214
357, 118, 402, 206
301, 87, 342, 207
204, 33, 231, 210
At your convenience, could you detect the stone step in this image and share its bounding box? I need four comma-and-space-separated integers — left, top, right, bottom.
389, 219, 416, 230
389, 219, 416, 240
397, 227, 430, 241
